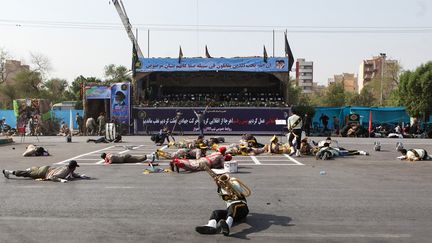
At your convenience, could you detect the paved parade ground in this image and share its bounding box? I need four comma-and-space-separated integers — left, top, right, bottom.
1, 135, 432, 243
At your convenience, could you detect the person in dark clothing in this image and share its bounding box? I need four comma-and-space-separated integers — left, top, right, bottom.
303, 113, 312, 136
319, 113, 329, 133
151, 126, 173, 146
194, 106, 209, 137
172, 109, 184, 136
87, 135, 122, 143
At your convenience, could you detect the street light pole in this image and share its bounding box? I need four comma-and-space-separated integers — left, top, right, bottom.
379, 53, 386, 106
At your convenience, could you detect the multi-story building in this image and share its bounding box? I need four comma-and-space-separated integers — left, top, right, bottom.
332, 73, 357, 93
1, 60, 30, 85
358, 55, 398, 93
295, 58, 313, 93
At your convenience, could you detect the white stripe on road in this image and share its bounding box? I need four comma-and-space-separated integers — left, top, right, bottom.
250, 156, 262, 165
55, 146, 116, 165
283, 154, 304, 165
247, 233, 410, 238
96, 145, 145, 164
241, 163, 304, 166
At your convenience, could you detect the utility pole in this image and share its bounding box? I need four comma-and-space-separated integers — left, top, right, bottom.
379, 53, 386, 106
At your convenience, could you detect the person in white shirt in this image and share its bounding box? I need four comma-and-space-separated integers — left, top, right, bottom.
398, 148, 431, 161
287, 107, 303, 156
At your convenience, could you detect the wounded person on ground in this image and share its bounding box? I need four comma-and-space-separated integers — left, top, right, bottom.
22, 144, 50, 157
87, 135, 122, 143
101, 152, 157, 165
397, 148, 431, 161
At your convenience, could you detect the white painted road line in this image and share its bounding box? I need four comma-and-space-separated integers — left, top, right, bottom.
241, 163, 305, 166
250, 156, 262, 165
246, 233, 411, 238
283, 154, 304, 165
55, 146, 116, 165
96, 145, 145, 164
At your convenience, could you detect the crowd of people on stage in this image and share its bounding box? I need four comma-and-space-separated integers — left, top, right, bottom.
139, 91, 288, 108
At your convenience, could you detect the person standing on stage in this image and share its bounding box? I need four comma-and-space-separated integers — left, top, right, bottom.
172, 109, 184, 135
194, 105, 209, 137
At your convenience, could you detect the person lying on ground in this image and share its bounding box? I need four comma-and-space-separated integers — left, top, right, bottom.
87, 135, 122, 143
267, 135, 296, 155
2, 160, 89, 183
170, 147, 230, 173
22, 144, 50, 157
240, 133, 265, 148
314, 141, 369, 160
101, 152, 156, 165
157, 143, 208, 160
397, 148, 431, 161
299, 137, 315, 156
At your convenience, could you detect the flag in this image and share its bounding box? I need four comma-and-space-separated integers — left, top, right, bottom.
131, 43, 141, 77
284, 31, 294, 71
263, 45, 268, 63
178, 46, 183, 63
205, 45, 212, 58
368, 110, 373, 134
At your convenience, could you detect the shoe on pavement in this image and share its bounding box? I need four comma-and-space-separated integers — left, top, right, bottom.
219, 219, 230, 236
295, 150, 301, 157
288, 149, 296, 156
195, 226, 218, 234
3, 169, 10, 179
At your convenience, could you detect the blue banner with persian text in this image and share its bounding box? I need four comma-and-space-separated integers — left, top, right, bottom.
134, 107, 291, 134
138, 57, 289, 72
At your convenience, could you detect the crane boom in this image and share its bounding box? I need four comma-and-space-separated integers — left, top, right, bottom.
111, 0, 143, 57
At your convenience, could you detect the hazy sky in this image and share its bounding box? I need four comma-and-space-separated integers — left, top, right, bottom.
1, 0, 431, 85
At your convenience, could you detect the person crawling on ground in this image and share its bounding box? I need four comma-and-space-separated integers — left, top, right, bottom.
3, 160, 89, 183
23, 144, 50, 157
101, 152, 157, 165
397, 148, 431, 161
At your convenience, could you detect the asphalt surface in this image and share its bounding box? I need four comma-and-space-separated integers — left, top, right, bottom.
1, 135, 432, 243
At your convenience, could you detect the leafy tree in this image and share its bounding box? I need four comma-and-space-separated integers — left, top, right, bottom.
0, 47, 11, 84
322, 82, 346, 106
286, 78, 302, 106
0, 84, 18, 109
12, 69, 44, 97
104, 64, 131, 84
64, 75, 102, 109
398, 61, 432, 119
347, 87, 376, 106
42, 78, 68, 103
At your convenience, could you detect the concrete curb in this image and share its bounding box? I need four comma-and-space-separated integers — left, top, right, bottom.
0, 137, 14, 145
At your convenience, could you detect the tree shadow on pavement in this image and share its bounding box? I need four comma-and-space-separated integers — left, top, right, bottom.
230, 213, 294, 239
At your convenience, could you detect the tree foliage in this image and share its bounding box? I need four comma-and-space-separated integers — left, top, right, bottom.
104, 64, 131, 84
347, 87, 376, 106
397, 61, 432, 118
321, 82, 346, 106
